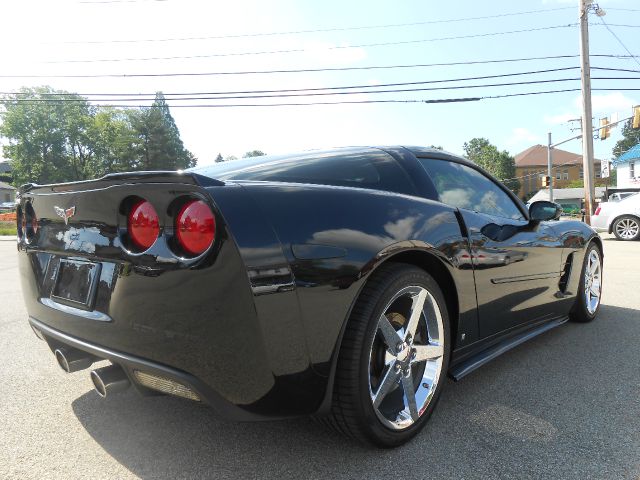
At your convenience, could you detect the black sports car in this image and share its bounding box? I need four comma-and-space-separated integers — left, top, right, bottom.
17, 146, 603, 447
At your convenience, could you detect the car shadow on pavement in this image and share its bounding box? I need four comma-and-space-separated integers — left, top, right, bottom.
72, 304, 640, 480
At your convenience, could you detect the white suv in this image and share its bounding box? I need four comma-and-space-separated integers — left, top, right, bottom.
591, 193, 640, 240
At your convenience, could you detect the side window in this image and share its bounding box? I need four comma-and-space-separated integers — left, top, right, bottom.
418, 158, 525, 220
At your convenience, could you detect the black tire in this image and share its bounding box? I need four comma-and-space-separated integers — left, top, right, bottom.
327, 263, 450, 448
612, 215, 640, 241
570, 243, 603, 323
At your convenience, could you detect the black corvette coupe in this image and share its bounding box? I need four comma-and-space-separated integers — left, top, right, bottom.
17, 146, 603, 447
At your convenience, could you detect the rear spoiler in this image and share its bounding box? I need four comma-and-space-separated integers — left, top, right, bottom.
19, 171, 224, 195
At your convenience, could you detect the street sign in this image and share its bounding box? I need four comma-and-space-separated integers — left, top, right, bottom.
601, 161, 610, 178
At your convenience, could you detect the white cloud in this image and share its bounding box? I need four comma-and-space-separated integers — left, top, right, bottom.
575, 92, 637, 115
504, 127, 541, 148
545, 92, 637, 128
544, 112, 578, 125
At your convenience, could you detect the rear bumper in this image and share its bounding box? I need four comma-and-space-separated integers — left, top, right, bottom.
30, 316, 267, 421
589, 216, 610, 233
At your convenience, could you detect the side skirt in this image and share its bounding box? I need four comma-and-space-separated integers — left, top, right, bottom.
449, 316, 568, 381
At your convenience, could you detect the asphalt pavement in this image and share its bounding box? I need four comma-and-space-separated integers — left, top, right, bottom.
1, 235, 639, 479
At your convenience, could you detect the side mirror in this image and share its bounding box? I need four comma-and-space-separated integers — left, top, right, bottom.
529, 200, 562, 221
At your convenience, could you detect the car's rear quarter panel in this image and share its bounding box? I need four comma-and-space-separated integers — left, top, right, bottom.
229, 182, 478, 381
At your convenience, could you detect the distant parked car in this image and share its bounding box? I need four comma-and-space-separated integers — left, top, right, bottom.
0, 201, 16, 211
592, 193, 640, 240
608, 192, 637, 202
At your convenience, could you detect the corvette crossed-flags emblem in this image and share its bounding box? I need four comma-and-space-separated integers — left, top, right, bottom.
54, 206, 76, 225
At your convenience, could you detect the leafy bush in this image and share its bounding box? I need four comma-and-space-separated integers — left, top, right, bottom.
0, 221, 17, 236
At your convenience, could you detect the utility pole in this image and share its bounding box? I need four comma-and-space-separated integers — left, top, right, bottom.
579, 0, 597, 225
547, 132, 554, 202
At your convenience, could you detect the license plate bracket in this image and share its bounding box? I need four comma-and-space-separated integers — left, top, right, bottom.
51, 259, 101, 311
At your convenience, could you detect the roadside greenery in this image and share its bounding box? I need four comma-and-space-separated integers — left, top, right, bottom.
0, 221, 16, 236
0, 87, 196, 186
566, 168, 617, 189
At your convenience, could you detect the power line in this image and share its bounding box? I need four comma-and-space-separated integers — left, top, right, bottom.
0, 77, 589, 103
597, 17, 640, 68
2, 87, 610, 109
6, 76, 640, 103
54, 7, 574, 45
3, 67, 583, 97
606, 8, 640, 13
1, 54, 585, 78
5, 66, 637, 97
43, 24, 578, 64
5, 54, 637, 79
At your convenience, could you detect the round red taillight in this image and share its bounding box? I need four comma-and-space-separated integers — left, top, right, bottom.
128, 200, 160, 251
176, 200, 215, 256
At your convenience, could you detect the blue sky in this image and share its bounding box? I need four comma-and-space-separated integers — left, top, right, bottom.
1, 0, 638, 167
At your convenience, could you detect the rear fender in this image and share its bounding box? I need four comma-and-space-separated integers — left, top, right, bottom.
236, 182, 475, 414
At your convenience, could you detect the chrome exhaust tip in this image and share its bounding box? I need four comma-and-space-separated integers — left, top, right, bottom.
90, 365, 130, 398
54, 347, 95, 373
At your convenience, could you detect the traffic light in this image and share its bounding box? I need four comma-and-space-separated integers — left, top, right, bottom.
541, 176, 551, 188
633, 105, 640, 129
599, 117, 610, 140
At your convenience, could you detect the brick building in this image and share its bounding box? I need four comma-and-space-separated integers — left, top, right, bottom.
514, 145, 602, 200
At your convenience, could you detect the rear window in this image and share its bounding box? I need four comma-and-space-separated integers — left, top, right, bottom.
191, 148, 416, 195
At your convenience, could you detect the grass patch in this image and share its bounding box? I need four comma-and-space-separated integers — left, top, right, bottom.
0, 221, 17, 236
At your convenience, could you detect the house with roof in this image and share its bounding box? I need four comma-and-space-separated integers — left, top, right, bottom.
0, 181, 16, 203
615, 143, 640, 188
514, 145, 602, 200
0, 161, 10, 176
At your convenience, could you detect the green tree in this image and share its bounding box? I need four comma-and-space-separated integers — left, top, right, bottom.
0, 86, 97, 185
613, 119, 640, 159
215, 153, 224, 163
243, 150, 266, 158
89, 108, 140, 176
129, 92, 197, 170
463, 138, 521, 194
224, 155, 238, 162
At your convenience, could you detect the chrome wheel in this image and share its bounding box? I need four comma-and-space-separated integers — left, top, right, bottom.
584, 249, 602, 315
614, 217, 639, 240
368, 285, 444, 430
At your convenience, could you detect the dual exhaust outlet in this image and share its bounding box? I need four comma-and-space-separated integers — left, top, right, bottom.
54, 347, 129, 398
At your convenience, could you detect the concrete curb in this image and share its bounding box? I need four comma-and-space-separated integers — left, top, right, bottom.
0, 236, 17, 241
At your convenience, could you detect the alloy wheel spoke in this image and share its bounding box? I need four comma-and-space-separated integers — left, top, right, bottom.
405, 289, 428, 340
590, 281, 601, 297
372, 362, 401, 407
401, 372, 419, 421
413, 343, 444, 362
378, 314, 403, 353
